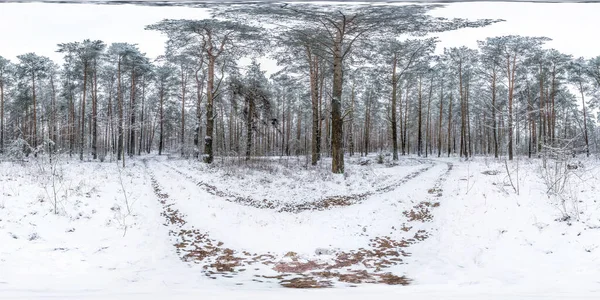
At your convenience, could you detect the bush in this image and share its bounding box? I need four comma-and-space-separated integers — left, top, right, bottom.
376, 152, 385, 164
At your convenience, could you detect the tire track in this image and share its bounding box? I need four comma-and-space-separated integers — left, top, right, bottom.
143, 158, 454, 288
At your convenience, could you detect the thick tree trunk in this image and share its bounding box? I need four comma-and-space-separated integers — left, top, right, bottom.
307, 47, 321, 165
194, 68, 204, 158
391, 54, 399, 160
204, 54, 216, 164
331, 33, 344, 174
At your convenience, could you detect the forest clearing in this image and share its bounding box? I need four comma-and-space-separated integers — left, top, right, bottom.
2, 154, 600, 299
2, 0, 600, 299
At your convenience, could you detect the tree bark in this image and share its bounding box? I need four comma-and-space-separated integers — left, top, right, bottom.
581, 87, 590, 157
391, 54, 399, 160
180, 64, 186, 157
159, 82, 165, 156
204, 53, 216, 163
246, 95, 255, 161
447, 93, 453, 157
438, 78, 444, 158
307, 46, 321, 165
331, 31, 344, 173
417, 75, 423, 156
80, 62, 87, 161
92, 59, 98, 159
129, 67, 136, 157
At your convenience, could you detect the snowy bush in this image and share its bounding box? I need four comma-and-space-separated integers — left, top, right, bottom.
376, 152, 385, 164
6, 138, 31, 160
539, 142, 584, 221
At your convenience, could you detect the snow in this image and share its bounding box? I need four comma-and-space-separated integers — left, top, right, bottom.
2, 154, 600, 299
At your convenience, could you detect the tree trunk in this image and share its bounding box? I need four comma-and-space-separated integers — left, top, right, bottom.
159, 84, 164, 156
417, 75, 423, 157
194, 67, 204, 158
507, 54, 516, 160
32, 72, 38, 154
246, 96, 254, 161
80, 62, 87, 161
117, 58, 124, 164
92, 59, 98, 160
581, 87, 590, 157
129, 67, 136, 157
391, 54, 399, 160
331, 33, 344, 174
307, 47, 321, 165
425, 75, 433, 158
348, 83, 355, 157
204, 53, 216, 164
139, 75, 145, 156
180, 64, 186, 157
447, 93, 453, 157
492, 69, 498, 158
438, 78, 443, 158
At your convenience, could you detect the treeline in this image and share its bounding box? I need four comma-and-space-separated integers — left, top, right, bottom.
0, 4, 598, 173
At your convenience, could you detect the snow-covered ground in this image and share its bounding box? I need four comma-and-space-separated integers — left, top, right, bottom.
2, 154, 600, 299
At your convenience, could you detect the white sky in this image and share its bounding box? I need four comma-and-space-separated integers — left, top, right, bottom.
0, 2, 599, 69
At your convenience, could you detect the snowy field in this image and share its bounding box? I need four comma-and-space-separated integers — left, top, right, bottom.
2, 154, 600, 299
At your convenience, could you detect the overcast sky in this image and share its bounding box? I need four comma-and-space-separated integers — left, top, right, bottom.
0, 2, 598, 70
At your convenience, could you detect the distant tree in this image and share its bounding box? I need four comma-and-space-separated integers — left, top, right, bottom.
146, 18, 265, 163
484, 36, 550, 160
569, 57, 591, 156
57, 40, 105, 160
16, 53, 51, 154
230, 60, 272, 160
377, 38, 437, 160
0, 56, 12, 154
155, 64, 177, 155
225, 3, 501, 173
447, 46, 479, 159
107, 43, 138, 165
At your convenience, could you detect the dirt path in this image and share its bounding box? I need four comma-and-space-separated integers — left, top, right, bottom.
158, 159, 435, 213
144, 158, 453, 288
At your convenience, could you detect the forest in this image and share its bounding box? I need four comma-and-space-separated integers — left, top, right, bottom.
5, 2, 600, 296
0, 3, 598, 173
